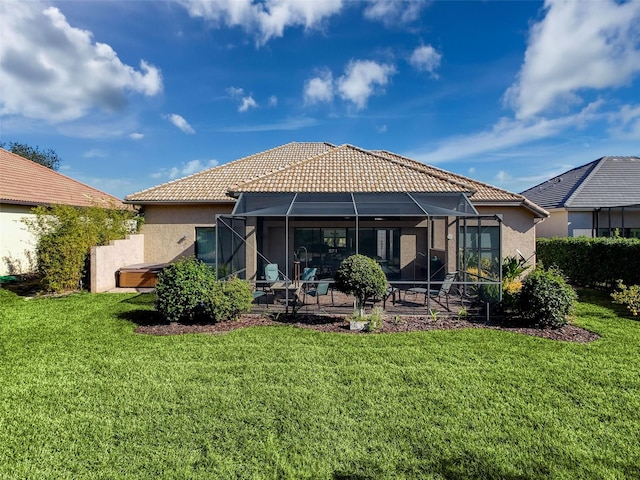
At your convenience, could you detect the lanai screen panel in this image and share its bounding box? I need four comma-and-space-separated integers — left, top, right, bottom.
288, 193, 356, 216
233, 192, 478, 218
353, 192, 426, 216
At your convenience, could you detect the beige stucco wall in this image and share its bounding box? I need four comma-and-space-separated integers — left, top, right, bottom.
0, 203, 37, 276
139, 204, 233, 264
476, 206, 539, 266
535, 209, 569, 237
90, 234, 145, 292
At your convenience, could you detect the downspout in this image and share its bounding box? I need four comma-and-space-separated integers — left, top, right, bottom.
215, 214, 219, 279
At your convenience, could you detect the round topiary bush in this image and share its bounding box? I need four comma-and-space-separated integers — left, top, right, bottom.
519, 267, 577, 328
334, 254, 387, 317
155, 257, 216, 323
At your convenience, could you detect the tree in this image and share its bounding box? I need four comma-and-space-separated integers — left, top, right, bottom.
1, 141, 61, 170
334, 254, 387, 317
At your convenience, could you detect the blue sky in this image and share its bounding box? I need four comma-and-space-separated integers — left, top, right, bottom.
1, 0, 639, 200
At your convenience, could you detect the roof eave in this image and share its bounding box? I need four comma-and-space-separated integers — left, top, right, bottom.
123, 199, 236, 205
473, 199, 549, 218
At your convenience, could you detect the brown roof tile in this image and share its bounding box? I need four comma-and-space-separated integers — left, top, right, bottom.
372, 150, 548, 216
126, 142, 335, 202
0, 148, 127, 208
123, 141, 547, 217
231, 145, 474, 194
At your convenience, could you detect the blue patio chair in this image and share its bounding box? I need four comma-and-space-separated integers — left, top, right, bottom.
253, 290, 267, 305
264, 263, 281, 282
301, 267, 317, 282
305, 281, 333, 306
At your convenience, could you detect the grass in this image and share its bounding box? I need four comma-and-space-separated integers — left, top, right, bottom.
0, 288, 639, 479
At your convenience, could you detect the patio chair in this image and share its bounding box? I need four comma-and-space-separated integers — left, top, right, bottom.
301, 267, 317, 282
304, 281, 333, 306
404, 271, 457, 310
264, 263, 281, 283
252, 290, 267, 305
370, 285, 399, 309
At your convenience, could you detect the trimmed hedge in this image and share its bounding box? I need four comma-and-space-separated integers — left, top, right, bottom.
537, 237, 640, 288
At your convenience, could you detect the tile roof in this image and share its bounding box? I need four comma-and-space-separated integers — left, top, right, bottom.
521, 156, 640, 209
230, 145, 475, 194
126, 142, 335, 202
372, 150, 521, 201
124, 141, 548, 217
0, 148, 126, 208
372, 150, 548, 217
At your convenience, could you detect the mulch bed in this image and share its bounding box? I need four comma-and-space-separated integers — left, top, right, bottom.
135, 313, 600, 343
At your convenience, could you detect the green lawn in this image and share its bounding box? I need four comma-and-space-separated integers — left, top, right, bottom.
1, 288, 639, 479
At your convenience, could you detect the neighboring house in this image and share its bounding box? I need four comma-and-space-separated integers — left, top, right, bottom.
521, 156, 640, 238
0, 148, 126, 276
125, 142, 547, 286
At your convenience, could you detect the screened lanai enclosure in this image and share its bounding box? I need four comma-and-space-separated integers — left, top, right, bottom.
215, 192, 503, 313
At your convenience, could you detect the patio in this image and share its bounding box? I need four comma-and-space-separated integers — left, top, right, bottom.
250, 280, 485, 319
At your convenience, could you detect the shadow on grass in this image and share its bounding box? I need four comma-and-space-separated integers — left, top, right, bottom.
121, 292, 156, 306
118, 308, 166, 327
576, 287, 638, 319
268, 312, 346, 326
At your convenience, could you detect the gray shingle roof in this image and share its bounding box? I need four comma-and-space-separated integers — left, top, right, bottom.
521, 156, 640, 209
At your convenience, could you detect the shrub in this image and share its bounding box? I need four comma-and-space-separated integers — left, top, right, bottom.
501, 279, 523, 312
611, 280, 640, 317
335, 254, 387, 317
155, 257, 217, 323
204, 277, 253, 322
519, 267, 577, 328
23, 203, 139, 292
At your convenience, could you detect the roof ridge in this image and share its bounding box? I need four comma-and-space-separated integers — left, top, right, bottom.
374, 149, 489, 194
229, 144, 345, 191
126, 141, 335, 199
563, 157, 605, 207
1, 148, 124, 205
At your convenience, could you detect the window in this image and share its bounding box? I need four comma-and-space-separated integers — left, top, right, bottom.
195, 227, 216, 265
294, 227, 399, 278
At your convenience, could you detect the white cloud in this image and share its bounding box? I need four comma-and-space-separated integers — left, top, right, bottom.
179, 0, 344, 46
129, 133, 144, 140
217, 116, 318, 132
495, 170, 511, 183
152, 159, 219, 179
608, 104, 640, 140
363, 0, 425, 27
267, 95, 278, 107
0, 1, 162, 123
303, 70, 334, 105
165, 113, 195, 134
337, 60, 396, 110
376, 124, 388, 133
238, 96, 258, 112
83, 148, 107, 159
409, 45, 441, 77
227, 86, 258, 112
226, 86, 245, 97
504, 0, 640, 119
406, 101, 603, 164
